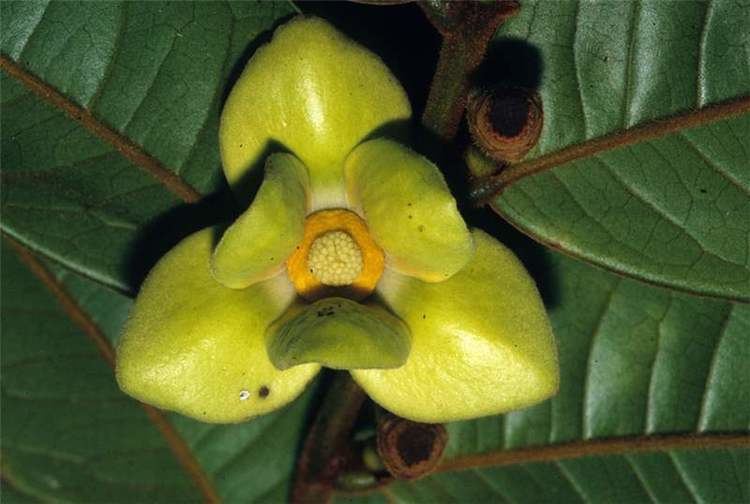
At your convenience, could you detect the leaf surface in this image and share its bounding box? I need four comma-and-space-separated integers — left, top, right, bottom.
382, 448, 749, 503
487, 0, 750, 300
1, 241, 316, 502
1, 1, 296, 293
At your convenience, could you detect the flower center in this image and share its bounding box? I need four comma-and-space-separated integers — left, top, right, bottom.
307, 231, 363, 286
286, 209, 384, 301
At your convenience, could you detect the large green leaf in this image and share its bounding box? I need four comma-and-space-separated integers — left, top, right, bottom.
1, 1, 296, 293
333, 249, 749, 501
1, 241, 316, 502
486, 0, 750, 301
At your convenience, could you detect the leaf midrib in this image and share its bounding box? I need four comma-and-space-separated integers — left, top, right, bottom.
436, 432, 750, 475
0, 55, 200, 205
3, 235, 219, 504
471, 95, 750, 203
493, 181, 750, 303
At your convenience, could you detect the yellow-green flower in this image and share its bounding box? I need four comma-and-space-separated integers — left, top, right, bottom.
115, 17, 558, 424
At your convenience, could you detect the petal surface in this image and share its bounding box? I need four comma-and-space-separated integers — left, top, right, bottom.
116, 228, 320, 423
345, 138, 474, 282
352, 230, 558, 423
268, 297, 410, 370
212, 153, 308, 289
220, 16, 411, 208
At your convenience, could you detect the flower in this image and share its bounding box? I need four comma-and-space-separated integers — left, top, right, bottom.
115, 17, 558, 424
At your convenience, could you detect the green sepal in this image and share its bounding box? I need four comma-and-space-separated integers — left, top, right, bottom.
268, 297, 410, 370
211, 153, 308, 289
345, 138, 474, 282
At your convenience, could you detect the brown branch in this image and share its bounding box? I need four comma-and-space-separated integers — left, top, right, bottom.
420, 1, 519, 140
0, 55, 201, 204
436, 432, 750, 474
4, 235, 219, 503
471, 95, 750, 203
292, 373, 367, 504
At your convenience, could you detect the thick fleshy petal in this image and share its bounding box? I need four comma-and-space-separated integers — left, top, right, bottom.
352, 230, 558, 423
211, 153, 308, 289
268, 298, 410, 370
345, 138, 474, 282
220, 17, 411, 208
116, 228, 320, 423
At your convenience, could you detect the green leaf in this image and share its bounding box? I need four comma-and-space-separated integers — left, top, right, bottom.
335, 250, 749, 501
486, 0, 750, 300
1, 241, 316, 502
1, 73, 178, 293
382, 448, 749, 503
0, 1, 296, 292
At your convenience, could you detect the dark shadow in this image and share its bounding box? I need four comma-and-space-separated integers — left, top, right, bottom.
220, 13, 298, 106
231, 139, 294, 211
362, 118, 414, 146
466, 205, 559, 308
298, 2, 440, 117
461, 37, 554, 304
123, 190, 236, 293
472, 37, 544, 90
292, 368, 332, 459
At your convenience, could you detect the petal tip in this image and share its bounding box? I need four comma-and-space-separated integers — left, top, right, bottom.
220, 17, 411, 201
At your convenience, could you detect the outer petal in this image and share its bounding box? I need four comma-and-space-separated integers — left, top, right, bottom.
211, 153, 308, 289
267, 297, 410, 370
352, 230, 558, 423
116, 228, 320, 423
220, 16, 411, 208
345, 138, 474, 282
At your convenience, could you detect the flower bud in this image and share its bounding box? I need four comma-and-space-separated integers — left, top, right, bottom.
467, 86, 543, 162
376, 409, 447, 479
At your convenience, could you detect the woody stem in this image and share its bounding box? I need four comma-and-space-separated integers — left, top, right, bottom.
292, 372, 367, 503
420, 1, 520, 140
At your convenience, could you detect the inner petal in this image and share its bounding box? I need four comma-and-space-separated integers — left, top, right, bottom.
308, 230, 363, 286
267, 297, 410, 371
344, 138, 474, 282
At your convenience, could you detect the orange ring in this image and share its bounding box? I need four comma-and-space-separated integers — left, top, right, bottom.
287, 209, 384, 301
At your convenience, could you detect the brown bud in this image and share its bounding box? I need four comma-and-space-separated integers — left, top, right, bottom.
467, 87, 543, 162
376, 409, 448, 480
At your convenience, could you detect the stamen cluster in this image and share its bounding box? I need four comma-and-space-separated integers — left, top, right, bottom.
307, 230, 363, 286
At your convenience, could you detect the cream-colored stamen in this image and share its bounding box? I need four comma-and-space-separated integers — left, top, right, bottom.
307, 231, 363, 286
286, 209, 385, 301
